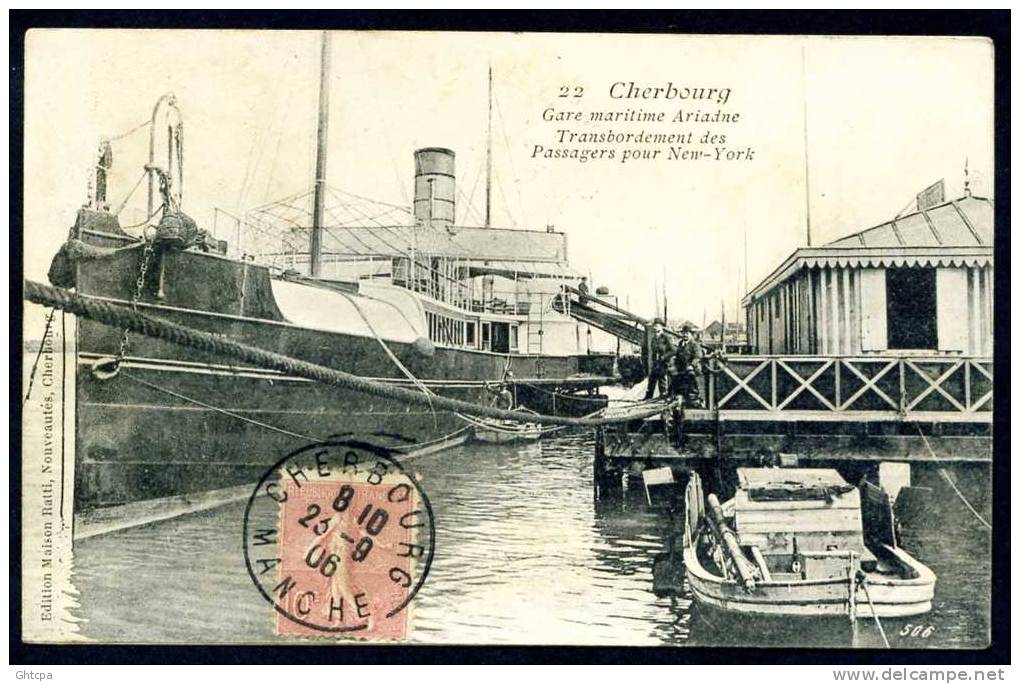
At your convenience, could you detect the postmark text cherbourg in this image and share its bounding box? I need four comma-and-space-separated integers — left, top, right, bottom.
243, 441, 435, 640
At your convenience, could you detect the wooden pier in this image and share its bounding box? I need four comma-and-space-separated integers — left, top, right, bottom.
594, 353, 992, 496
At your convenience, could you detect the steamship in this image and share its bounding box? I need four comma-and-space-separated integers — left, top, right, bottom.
54, 43, 618, 513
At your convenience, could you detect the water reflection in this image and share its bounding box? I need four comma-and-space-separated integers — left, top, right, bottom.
67, 432, 989, 647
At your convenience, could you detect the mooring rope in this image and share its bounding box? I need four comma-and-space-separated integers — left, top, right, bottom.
121, 369, 472, 454
310, 283, 605, 437
121, 370, 317, 441
333, 288, 438, 426
24, 280, 664, 428
912, 421, 992, 530
858, 575, 891, 649
937, 468, 992, 530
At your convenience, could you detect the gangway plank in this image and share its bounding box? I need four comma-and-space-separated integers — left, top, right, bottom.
554, 287, 652, 347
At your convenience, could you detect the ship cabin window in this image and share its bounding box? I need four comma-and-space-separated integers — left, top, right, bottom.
425, 311, 474, 349
491, 322, 511, 354
509, 324, 519, 352
481, 322, 491, 351
886, 267, 937, 350
391, 257, 408, 287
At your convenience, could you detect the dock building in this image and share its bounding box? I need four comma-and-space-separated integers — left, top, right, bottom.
743, 194, 993, 357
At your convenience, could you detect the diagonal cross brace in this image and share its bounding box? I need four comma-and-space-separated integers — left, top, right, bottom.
717, 359, 773, 410
839, 359, 899, 411
905, 360, 966, 412
776, 359, 836, 411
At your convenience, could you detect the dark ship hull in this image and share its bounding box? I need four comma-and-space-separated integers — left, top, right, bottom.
68, 213, 612, 511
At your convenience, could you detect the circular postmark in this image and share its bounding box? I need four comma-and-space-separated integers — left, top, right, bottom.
243, 439, 435, 639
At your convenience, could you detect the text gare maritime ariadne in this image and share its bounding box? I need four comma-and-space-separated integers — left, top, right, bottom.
536, 81, 735, 163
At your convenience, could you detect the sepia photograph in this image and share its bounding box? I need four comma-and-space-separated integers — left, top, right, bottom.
14, 17, 1004, 662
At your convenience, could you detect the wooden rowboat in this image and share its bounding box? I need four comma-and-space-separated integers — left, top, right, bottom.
683, 468, 936, 619
472, 407, 545, 443
473, 421, 544, 443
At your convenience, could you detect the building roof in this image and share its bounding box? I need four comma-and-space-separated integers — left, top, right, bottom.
667, 318, 701, 332
742, 195, 994, 306
825, 196, 992, 248
705, 320, 745, 333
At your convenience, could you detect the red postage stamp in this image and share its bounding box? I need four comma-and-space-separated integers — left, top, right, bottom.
244, 442, 434, 641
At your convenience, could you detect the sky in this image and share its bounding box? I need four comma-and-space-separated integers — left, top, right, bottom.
23, 30, 994, 332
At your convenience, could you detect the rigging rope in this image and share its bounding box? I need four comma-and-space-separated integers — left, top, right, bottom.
104, 119, 151, 143
353, 34, 411, 208
119, 203, 166, 231
111, 169, 149, 217
24, 280, 663, 428
493, 91, 528, 226
261, 60, 298, 206
23, 308, 57, 405
461, 163, 485, 226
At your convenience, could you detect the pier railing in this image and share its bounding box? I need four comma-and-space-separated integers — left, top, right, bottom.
706, 355, 993, 423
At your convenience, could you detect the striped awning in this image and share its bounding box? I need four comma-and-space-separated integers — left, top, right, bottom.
743, 194, 995, 306
797, 252, 992, 270
743, 246, 993, 306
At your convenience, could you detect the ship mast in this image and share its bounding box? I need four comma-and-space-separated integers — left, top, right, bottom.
800, 44, 812, 247
310, 31, 332, 277
485, 64, 493, 228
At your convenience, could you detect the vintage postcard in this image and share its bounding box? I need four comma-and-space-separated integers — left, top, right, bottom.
19, 28, 996, 650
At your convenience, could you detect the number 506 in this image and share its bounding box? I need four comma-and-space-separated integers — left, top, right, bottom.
898, 624, 936, 638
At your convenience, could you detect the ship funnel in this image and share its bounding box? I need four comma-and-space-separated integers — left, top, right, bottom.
413, 147, 455, 230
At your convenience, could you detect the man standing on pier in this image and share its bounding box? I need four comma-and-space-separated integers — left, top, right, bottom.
671, 323, 704, 407
644, 319, 674, 399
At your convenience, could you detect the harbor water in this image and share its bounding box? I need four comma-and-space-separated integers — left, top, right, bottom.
61, 432, 990, 647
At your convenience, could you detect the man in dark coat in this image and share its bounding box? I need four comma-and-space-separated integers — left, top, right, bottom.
671, 323, 704, 407
577, 277, 590, 305
644, 319, 675, 399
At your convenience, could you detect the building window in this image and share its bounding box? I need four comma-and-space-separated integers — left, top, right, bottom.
886, 267, 937, 350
